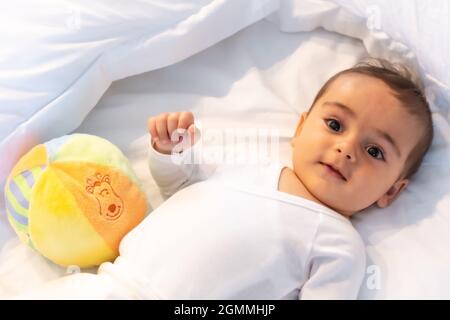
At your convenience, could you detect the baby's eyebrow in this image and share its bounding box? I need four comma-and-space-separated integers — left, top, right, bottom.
323, 101, 401, 158
373, 128, 401, 158
323, 101, 357, 119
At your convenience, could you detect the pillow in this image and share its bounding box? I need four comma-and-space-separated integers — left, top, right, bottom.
333, 0, 450, 111
267, 0, 450, 114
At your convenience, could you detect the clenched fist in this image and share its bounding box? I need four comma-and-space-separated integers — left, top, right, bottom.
147, 111, 199, 155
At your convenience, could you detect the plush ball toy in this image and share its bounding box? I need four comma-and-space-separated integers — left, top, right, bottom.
4, 133, 148, 268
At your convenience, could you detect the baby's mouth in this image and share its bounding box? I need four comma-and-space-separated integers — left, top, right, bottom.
319, 162, 347, 182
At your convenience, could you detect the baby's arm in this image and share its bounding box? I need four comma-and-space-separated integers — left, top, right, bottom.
147, 111, 215, 198
299, 224, 366, 300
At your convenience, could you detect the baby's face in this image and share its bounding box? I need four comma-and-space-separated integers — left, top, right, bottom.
291, 73, 424, 217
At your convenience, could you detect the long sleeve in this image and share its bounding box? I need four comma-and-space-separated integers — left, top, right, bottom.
148, 140, 216, 199
299, 217, 366, 300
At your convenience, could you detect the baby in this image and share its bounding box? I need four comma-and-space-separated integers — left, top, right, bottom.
19, 60, 433, 300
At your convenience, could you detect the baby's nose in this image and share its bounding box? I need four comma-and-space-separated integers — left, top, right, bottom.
337, 148, 353, 160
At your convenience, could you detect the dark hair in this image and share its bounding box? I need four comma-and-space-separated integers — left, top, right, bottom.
309, 58, 433, 180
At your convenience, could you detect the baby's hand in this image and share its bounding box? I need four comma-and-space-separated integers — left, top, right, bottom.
147, 111, 199, 155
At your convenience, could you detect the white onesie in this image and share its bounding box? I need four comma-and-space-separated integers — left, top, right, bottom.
97, 142, 366, 300
18, 142, 366, 300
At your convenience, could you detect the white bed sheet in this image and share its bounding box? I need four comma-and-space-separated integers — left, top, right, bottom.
1, 19, 449, 299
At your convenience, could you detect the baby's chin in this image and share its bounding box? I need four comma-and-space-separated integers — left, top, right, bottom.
297, 168, 369, 215
327, 198, 376, 217
311, 188, 365, 217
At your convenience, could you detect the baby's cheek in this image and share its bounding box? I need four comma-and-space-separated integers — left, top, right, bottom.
348, 177, 385, 205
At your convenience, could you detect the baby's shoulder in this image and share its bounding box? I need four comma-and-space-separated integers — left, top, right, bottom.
315, 215, 366, 255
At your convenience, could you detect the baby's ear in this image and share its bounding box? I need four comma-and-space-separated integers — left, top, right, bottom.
376, 179, 409, 208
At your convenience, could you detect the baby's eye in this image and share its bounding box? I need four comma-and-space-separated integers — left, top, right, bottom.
326, 119, 341, 132
367, 146, 385, 160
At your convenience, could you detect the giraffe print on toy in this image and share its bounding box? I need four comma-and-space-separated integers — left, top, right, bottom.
86, 173, 124, 220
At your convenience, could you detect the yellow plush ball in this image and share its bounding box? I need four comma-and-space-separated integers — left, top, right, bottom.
4, 134, 148, 268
